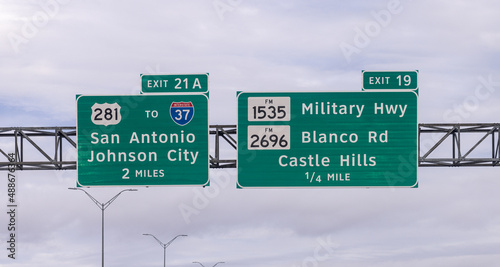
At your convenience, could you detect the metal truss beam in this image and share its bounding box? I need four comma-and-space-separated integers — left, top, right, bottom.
0, 126, 237, 171
419, 123, 500, 167
210, 125, 237, 168
0, 127, 76, 171
0, 124, 499, 171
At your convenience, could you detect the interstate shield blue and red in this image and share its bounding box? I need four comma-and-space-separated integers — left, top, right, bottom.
170, 102, 195, 126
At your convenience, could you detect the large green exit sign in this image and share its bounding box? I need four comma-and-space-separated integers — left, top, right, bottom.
76, 94, 209, 187
237, 91, 418, 188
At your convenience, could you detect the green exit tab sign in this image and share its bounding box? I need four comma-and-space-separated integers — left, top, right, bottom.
141, 73, 209, 94
362, 70, 418, 91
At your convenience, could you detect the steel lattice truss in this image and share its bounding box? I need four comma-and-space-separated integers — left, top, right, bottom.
0, 124, 499, 171
0, 126, 237, 171
419, 123, 500, 166
0, 127, 76, 171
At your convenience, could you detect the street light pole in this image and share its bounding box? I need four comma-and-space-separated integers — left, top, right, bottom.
193, 261, 225, 267
69, 188, 137, 267
143, 234, 188, 267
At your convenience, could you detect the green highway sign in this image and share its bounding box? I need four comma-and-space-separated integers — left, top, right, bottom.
237, 91, 418, 188
141, 73, 209, 94
77, 94, 209, 187
362, 70, 418, 90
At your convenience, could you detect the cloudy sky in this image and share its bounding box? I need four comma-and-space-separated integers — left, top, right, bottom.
1, 0, 500, 266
